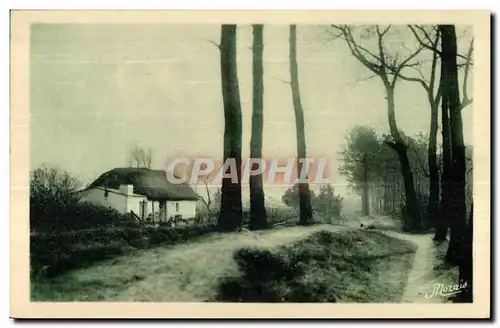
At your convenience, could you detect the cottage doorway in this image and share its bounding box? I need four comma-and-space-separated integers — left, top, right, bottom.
159, 201, 168, 223
139, 200, 147, 221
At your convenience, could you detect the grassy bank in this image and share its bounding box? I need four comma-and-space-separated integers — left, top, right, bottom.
215, 229, 417, 302
31, 226, 418, 302
30, 223, 217, 279
31, 225, 338, 301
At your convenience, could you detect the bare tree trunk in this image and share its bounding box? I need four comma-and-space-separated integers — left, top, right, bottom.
405, 26, 441, 232
440, 26, 471, 302
362, 156, 370, 216
289, 25, 313, 226
457, 202, 473, 302
386, 88, 422, 231
427, 101, 440, 229
249, 24, 268, 230
218, 25, 243, 232
383, 180, 389, 214
436, 63, 451, 242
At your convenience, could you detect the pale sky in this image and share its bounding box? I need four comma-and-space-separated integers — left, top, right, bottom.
30, 24, 473, 202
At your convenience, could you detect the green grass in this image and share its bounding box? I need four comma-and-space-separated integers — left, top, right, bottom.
31, 225, 417, 303
30, 223, 217, 279
31, 224, 341, 302
215, 229, 417, 302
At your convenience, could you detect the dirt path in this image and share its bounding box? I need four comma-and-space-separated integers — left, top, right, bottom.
382, 231, 458, 303
350, 215, 458, 303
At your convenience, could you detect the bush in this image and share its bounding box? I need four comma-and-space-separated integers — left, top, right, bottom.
215, 230, 417, 302
29, 165, 139, 233
266, 206, 298, 227
216, 234, 337, 302
31, 223, 217, 279
31, 201, 128, 233
281, 184, 343, 223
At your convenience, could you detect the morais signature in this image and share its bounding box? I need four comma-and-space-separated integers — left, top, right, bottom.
424, 282, 468, 298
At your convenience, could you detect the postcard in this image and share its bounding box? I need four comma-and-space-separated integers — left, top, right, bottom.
10, 10, 491, 319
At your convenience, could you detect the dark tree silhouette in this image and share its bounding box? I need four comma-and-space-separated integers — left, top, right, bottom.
403, 26, 442, 235
407, 25, 473, 240
331, 25, 423, 230
439, 24, 471, 302
249, 24, 268, 230
218, 25, 243, 232
289, 25, 313, 226
439, 60, 453, 242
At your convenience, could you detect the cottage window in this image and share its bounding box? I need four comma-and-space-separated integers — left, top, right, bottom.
176, 202, 179, 212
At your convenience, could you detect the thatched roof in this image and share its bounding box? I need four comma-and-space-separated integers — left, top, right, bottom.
86, 168, 199, 201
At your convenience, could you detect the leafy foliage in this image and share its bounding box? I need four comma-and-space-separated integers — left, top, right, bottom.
282, 183, 343, 221
314, 184, 344, 222
282, 184, 314, 209
338, 126, 381, 191
338, 126, 432, 221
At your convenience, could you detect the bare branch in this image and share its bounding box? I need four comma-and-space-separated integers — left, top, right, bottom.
203, 39, 220, 49
461, 38, 474, 110
194, 177, 214, 216
407, 25, 441, 54
129, 146, 152, 169
396, 45, 424, 73
376, 25, 387, 75
410, 146, 430, 177
376, 25, 392, 37
204, 178, 212, 208
331, 25, 382, 75
428, 28, 441, 93
396, 73, 430, 93
397, 34, 436, 90
270, 77, 291, 85
413, 25, 435, 45
457, 53, 470, 62
345, 73, 379, 86
388, 44, 424, 88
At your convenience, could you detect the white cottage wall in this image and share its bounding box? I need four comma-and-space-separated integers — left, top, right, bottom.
79, 188, 127, 213
79, 187, 197, 222
166, 200, 197, 219
125, 194, 149, 217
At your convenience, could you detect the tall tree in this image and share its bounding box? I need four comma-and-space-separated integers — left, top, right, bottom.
218, 25, 243, 232
407, 25, 473, 240
441, 37, 474, 244
289, 25, 313, 225
439, 62, 453, 242
331, 25, 423, 230
439, 24, 471, 301
361, 154, 370, 216
403, 26, 441, 235
338, 126, 380, 216
249, 24, 268, 230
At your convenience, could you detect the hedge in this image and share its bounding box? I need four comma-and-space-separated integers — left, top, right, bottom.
30, 223, 217, 278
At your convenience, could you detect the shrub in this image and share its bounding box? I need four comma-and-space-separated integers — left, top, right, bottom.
266, 206, 298, 227
216, 240, 335, 302
31, 223, 217, 279
281, 184, 343, 223
29, 165, 139, 233
215, 230, 417, 302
